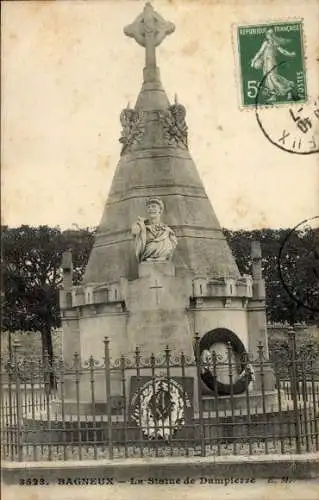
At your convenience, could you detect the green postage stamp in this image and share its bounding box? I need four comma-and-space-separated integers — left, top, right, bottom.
236, 21, 307, 107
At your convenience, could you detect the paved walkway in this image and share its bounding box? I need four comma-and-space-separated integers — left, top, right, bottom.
2, 480, 319, 500
3, 453, 318, 500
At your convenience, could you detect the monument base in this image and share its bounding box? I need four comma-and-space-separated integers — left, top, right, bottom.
21, 383, 313, 450
21, 404, 312, 449
49, 398, 123, 416
202, 390, 279, 413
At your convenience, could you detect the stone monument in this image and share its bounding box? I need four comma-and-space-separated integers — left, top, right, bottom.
58, 3, 275, 422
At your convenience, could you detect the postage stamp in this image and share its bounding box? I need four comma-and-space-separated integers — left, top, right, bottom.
236, 20, 307, 107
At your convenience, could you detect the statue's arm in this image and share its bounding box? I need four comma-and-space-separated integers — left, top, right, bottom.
131, 217, 145, 236
277, 46, 295, 57
251, 41, 266, 66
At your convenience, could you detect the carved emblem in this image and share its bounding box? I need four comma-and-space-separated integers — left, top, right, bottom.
124, 2, 175, 52
131, 377, 190, 440
159, 97, 188, 149
119, 107, 145, 155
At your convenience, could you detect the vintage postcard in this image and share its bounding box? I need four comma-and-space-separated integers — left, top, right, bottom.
1, 1, 319, 500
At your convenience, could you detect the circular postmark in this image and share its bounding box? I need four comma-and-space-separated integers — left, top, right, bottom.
278, 216, 319, 313
255, 62, 319, 155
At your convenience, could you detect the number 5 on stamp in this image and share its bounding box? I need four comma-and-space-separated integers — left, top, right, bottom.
235, 20, 307, 107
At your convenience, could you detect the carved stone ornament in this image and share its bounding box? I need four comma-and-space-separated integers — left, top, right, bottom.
124, 2, 175, 68
159, 101, 188, 149
119, 107, 145, 155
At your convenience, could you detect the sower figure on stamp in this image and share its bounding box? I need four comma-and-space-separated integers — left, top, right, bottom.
132, 198, 177, 262
251, 28, 296, 102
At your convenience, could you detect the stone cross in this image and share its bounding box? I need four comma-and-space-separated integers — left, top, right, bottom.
150, 280, 163, 305
124, 2, 175, 69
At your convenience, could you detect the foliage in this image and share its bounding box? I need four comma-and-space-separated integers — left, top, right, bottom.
268, 336, 319, 374
1, 225, 94, 363
224, 227, 319, 325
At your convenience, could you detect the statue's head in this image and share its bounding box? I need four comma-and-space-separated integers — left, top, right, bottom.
266, 28, 274, 41
265, 28, 289, 47
146, 198, 164, 219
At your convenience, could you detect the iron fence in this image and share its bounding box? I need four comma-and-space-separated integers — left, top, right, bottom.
1, 332, 318, 462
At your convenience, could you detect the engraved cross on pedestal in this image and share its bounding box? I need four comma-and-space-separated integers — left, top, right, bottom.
150, 280, 163, 305
124, 2, 175, 69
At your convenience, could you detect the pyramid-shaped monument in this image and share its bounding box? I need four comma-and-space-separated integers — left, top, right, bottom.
60, 4, 272, 403
83, 7, 239, 286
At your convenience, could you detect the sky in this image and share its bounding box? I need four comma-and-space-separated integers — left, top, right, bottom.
2, 0, 319, 230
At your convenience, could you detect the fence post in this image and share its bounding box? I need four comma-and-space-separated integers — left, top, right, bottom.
180, 351, 189, 457
88, 356, 97, 460
59, 358, 67, 461
274, 358, 285, 454
311, 362, 319, 451
194, 333, 205, 457
13, 342, 23, 461
300, 356, 310, 452
104, 337, 113, 459
120, 355, 128, 458
6, 356, 14, 460
134, 347, 144, 457
43, 349, 52, 461
165, 345, 173, 453
288, 327, 302, 454
244, 352, 253, 455
150, 352, 159, 454
211, 351, 220, 454
257, 342, 268, 454
227, 341, 236, 455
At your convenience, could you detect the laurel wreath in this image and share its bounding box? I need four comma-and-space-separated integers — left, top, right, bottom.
131, 378, 186, 440
198, 328, 255, 395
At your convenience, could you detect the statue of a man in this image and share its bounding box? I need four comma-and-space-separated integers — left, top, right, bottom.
132, 198, 177, 262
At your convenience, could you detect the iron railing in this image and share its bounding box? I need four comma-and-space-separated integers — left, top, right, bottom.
1, 332, 318, 462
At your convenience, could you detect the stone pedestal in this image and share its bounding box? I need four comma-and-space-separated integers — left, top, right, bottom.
126, 261, 194, 356
138, 260, 175, 278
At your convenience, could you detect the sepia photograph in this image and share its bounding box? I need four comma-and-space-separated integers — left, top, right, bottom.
1, 1, 319, 499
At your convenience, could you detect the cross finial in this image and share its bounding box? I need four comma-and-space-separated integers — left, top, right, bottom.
124, 2, 175, 69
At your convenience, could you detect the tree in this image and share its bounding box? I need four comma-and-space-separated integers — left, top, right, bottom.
1, 225, 94, 369
276, 225, 319, 324
224, 227, 319, 325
